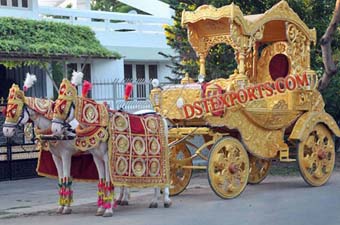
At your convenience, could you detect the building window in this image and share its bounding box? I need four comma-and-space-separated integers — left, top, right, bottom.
149, 65, 158, 80
1, 0, 7, 6
123, 63, 158, 100
136, 65, 145, 99
124, 64, 132, 81
12, 0, 17, 7
22, 0, 27, 7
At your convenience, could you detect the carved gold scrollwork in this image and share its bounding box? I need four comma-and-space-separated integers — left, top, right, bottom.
286, 23, 308, 74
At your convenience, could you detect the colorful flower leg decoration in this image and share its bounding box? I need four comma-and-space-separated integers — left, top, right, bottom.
58, 177, 73, 210
103, 181, 114, 210
58, 178, 65, 209
97, 179, 105, 208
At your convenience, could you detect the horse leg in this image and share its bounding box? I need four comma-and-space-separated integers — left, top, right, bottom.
51, 153, 64, 213
149, 187, 160, 208
120, 187, 129, 206
163, 187, 172, 208
61, 152, 73, 215
116, 187, 124, 205
103, 153, 114, 217
91, 153, 106, 216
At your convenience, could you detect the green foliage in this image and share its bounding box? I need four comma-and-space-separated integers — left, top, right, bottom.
0, 17, 117, 60
51, 62, 64, 97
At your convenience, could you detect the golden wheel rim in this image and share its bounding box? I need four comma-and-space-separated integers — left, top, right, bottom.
248, 154, 271, 184
298, 124, 335, 186
169, 141, 193, 196
208, 137, 249, 199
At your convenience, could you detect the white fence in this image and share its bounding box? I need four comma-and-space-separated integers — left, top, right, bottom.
88, 79, 160, 112
0, 5, 171, 48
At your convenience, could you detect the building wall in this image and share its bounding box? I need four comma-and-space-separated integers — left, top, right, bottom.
91, 58, 124, 82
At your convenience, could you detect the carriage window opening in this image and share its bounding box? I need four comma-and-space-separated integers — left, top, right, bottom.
1, 0, 7, 6
205, 43, 236, 81
124, 64, 132, 81
269, 54, 289, 80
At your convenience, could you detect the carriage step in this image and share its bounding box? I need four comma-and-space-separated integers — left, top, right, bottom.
279, 148, 296, 162
280, 158, 296, 162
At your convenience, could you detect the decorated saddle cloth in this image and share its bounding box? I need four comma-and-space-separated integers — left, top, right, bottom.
109, 111, 169, 188
25, 97, 56, 151
25, 97, 54, 120
75, 97, 109, 151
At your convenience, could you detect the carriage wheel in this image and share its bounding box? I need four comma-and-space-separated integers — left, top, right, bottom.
208, 137, 249, 199
248, 154, 271, 184
297, 124, 335, 186
169, 141, 193, 196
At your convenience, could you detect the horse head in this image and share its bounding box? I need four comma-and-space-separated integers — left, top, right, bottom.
51, 78, 77, 136
2, 84, 30, 137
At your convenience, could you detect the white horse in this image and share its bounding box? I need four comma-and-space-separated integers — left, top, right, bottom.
51, 78, 116, 217
51, 79, 172, 216
2, 84, 77, 214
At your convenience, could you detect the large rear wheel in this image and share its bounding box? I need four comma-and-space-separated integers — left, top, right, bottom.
297, 124, 335, 186
208, 137, 249, 199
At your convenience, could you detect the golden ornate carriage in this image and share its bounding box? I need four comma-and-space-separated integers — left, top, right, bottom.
150, 1, 340, 199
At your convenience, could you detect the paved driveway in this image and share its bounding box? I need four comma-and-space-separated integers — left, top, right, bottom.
1, 172, 340, 225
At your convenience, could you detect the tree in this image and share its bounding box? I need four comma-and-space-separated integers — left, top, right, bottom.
319, 0, 340, 91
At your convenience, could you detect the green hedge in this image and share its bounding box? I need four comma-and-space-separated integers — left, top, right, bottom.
0, 17, 118, 58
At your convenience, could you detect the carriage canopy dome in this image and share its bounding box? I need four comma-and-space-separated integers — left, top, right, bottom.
181, 0, 316, 52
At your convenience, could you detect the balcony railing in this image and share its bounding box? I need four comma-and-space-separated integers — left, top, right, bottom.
0, 5, 172, 48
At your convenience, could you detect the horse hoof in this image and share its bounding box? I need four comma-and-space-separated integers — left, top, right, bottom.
121, 200, 129, 206
56, 206, 64, 214
103, 211, 113, 217
149, 202, 158, 208
164, 202, 172, 208
96, 208, 105, 216
116, 200, 122, 205
62, 207, 72, 214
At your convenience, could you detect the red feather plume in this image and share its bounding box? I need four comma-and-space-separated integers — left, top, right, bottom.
82, 80, 92, 97
124, 83, 133, 101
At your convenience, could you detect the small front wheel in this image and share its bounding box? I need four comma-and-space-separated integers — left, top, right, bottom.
208, 137, 249, 199
169, 141, 193, 196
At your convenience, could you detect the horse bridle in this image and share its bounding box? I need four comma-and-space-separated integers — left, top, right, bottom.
51, 102, 75, 134
3, 104, 30, 129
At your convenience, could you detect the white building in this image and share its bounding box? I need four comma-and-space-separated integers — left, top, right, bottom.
0, 0, 175, 106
